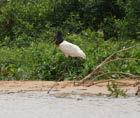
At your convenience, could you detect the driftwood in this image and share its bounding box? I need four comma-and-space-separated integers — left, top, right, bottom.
78, 45, 140, 85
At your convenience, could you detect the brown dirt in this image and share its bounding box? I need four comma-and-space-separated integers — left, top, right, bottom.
0, 79, 140, 96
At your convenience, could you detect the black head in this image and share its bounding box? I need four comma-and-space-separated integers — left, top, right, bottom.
54, 31, 64, 45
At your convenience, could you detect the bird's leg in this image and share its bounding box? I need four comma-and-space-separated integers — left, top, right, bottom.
67, 57, 74, 73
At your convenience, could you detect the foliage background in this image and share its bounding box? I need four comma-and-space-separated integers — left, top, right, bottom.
0, 0, 139, 80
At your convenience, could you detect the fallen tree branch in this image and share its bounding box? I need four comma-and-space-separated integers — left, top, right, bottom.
79, 45, 139, 84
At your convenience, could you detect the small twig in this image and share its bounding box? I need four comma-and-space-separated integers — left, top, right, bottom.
47, 82, 59, 94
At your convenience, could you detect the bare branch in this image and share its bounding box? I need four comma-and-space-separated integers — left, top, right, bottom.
104, 57, 140, 65
79, 45, 139, 84
94, 72, 140, 80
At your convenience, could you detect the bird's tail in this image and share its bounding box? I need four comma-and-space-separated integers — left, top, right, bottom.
80, 51, 86, 59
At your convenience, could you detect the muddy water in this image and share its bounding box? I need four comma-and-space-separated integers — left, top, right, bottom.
0, 92, 140, 118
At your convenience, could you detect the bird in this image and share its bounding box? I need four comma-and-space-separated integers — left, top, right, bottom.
54, 31, 86, 59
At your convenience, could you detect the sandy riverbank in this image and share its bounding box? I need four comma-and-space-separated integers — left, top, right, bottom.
0, 79, 139, 96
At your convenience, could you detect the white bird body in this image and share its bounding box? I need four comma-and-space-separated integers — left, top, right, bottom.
54, 31, 86, 59
58, 41, 86, 59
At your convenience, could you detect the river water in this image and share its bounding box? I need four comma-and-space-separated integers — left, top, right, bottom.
0, 92, 140, 118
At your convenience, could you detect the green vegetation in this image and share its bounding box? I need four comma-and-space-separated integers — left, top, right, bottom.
0, 0, 140, 80
107, 80, 127, 97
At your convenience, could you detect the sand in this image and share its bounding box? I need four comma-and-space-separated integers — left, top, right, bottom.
0, 79, 139, 96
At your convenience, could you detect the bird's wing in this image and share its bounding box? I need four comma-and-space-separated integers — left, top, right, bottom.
59, 41, 86, 59
59, 41, 79, 52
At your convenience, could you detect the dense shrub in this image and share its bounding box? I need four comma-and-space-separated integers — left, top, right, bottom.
48, 0, 126, 36
0, 0, 51, 46
0, 0, 139, 80
125, 0, 140, 39
0, 30, 139, 80
0, 0, 139, 41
